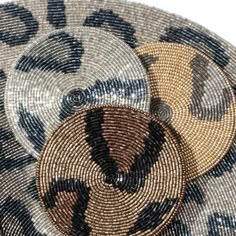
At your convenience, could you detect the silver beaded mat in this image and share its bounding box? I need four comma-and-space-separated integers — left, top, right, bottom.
4, 27, 149, 158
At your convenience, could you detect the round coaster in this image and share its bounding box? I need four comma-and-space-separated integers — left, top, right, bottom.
36, 106, 185, 236
5, 27, 150, 158
135, 43, 236, 180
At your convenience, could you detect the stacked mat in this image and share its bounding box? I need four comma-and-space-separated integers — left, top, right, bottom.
0, 0, 236, 235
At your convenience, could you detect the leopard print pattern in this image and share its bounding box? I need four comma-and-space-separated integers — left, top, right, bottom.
135, 43, 235, 180
1, 0, 236, 235
36, 106, 185, 236
5, 27, 149, 158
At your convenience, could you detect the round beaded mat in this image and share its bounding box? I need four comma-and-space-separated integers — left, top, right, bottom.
5, 27, 150, 158
135, 43, 236, 180
36, 106, 185, 236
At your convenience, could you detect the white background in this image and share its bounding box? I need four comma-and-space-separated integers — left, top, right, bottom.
0, 0, 235, 46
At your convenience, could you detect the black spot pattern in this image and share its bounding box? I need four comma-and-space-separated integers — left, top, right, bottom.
0, 128, 36, 173
42, 178, 91, 236
189, 55, 209, 120
83, 9, 137, 48
138, 54, 158, 71
0, 127, 12, 143
232, 85, 236, 98
189, 54, 231, 121
18, 105, 45, 153
59, 78, 147, 121
71, 182, 91, 236
15, 32, 84, 74
0, 100, 4, 113
208, 144, 236, 177
0, 3, 38, 46
166, 219, 192, 236
0, 70, 6, 112
208, 213, 236, 236
0, 70, 7, 81
160, 27, 229, 69
112, 120, 166, 193
85, 108, 118, 180
128, 198, 178, 235
85, 109, 166, 193
27, 177, 40, 202
0, 153, 36, 173
0, 128, 15, 163
47, 0, 66, 29
0, 197, 46, 236
183, 182, 205, 205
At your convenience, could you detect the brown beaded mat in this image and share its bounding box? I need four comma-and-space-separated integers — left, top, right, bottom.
36, 106, 185, 236
135, 43, 236, 180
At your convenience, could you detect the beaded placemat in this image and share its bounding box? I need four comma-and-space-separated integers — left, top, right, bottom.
36, 106, 185, 236
0, 0, 236, 235
4, 27, 150, 158
135, 43, 236, 180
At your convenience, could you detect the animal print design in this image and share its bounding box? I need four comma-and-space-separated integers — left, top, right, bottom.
0, 3, 38, 46
0, 70, 7, 81
85, 108, 166, 193
136, 43, 236, 180
0, 105, 51, 234
42, 178, 91, 236
166, 219, 192, 236
183, 182, 205, 205
207, 141, 236, 178
160, 27, 229, 69
0, 127, 36, 173
18, 105, 46, 153
59, 78, 148, 121
0, 124, 62, 236
83, 9, 137, 48
47, 0, 66, 29
0, 151, 35, 173
5, 27, 149, 158
161, 141, 236, 236
37, 107, 184, 236
16, 31, 84, 74
128, 199, 178, 234
0, 197, 46, 236
0, 0, 236, 235
138, 53, 159, 71
208, 213, 236, 236
189, 54, 233, 121
27, 177, 40, 202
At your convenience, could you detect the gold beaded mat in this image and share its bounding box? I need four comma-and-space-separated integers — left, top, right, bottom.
135, 43, 236, 180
